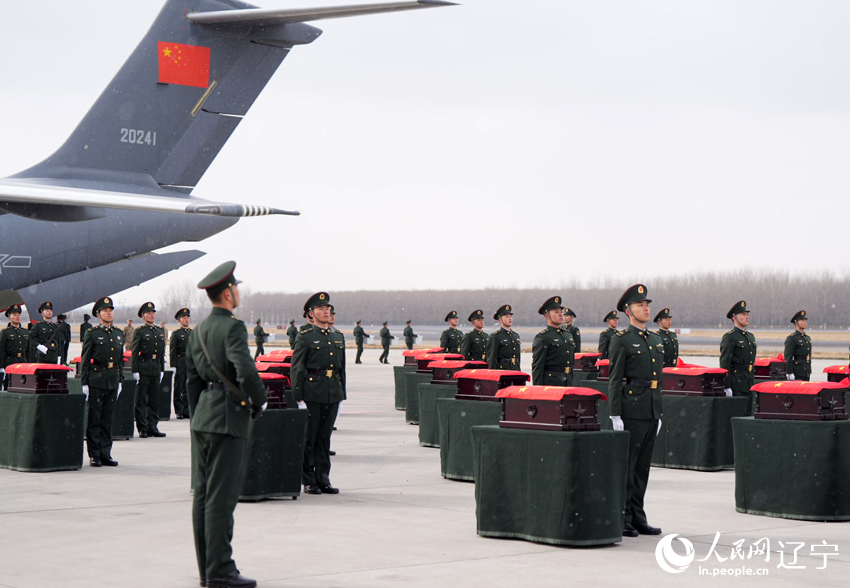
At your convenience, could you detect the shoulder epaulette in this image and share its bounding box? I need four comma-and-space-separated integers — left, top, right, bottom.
616, 330, 626, 337
538, 328, 548, 335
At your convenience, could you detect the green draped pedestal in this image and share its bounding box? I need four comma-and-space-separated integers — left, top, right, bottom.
394, 366, 416, 410
417, 383, 457, 448
733, 417, 850, 521
472, 425, 628, 546
240, 408, 308, 502
437, 398, 502, 481
157, 371, 173, 421
651, 395, 749, 471
573, 371, 599, 382
404, 372, 432, 425
69, 377, 136, 440
0, 392, 87, 472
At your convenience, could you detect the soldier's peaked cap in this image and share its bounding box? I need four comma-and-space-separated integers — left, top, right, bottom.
382, 320, 388, 325
494, 304, 513, 320
406, 320, 412, 324
83, 314, 91, 321
304, 292, 330, 311
5, 304, 23, 317
444, 310, 458, 322
791, 310, 807, 323
654, 308, 672, 322
174, 308, 190, 320
468, 309, 484, 322
138, 302, 157, 318
565, 308, 577, 318
538, 296, 564, 315
38, 301, 53, 313
92, 296, 114, 315
290, 319, 296, 324
726, 300, 750, 319
617, 284, 651, 312
603, 310, 618, 323
197, 261, 241, 298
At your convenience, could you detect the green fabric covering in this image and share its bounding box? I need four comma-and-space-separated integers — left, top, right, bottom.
472, 425, 629, 546
403, 372, 432, 424
68, 377, 136, 440
240, 408, 308, 501
573, 371, 599, 382
733, 417, 850, 521
158, 371, 173, 420
0, 392, 86, 472
417, 383, 457, 447
651, 395, 749, 471
438, 398, 502, 481
393, 366, 416, 410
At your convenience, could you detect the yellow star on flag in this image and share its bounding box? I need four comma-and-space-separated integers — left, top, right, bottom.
162, 46, 172, 58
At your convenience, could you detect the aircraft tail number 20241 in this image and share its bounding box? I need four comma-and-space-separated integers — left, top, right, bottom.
120, 128, 157, 146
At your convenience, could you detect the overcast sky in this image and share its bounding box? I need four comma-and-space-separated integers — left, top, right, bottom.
1, 0, 849, 308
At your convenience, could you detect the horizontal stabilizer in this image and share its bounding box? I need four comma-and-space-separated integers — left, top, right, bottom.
0, 180, 299, 218
187, 0, 457, 26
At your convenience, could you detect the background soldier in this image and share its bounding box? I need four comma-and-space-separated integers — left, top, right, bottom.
57, 314, 71, 365
81, 296, 124, 468
353, 320, 367, 364
132, 302, 166, 438
170, 308, 192, 420
300, 310, 314, 334
186, 261, 266, 588
653, 308, 679, 367
461, 309, 489, 361
487, 305, 522, 369
608, 284, 664, 538
403, 320, 417, 350
287, 320, 298, 349
0, 304, 29, 390
563, 308, 581, 353
123, 319, 135, 349
598, 310, 619, 360
531, 296, 575, 386
720, 300, 757, 413
253, 319, 267, 360
79, 314, 93, 345
785, 310, 812, 381
379, 321, 393, 364
440, 311, 463, 353
29, 301, 63, 364
291, 292, 346, 495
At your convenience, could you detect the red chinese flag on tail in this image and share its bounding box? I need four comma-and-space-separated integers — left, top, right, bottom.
158, 42, 210, 88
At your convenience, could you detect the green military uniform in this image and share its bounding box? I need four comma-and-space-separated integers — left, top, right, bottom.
29, 301, 64, 364
532, 296, 576, 386
564, 308, 581, 353
379, 323, 393, 364
653, 308, 679, 367
81, 296, 125, 467
253, 321, 267, 360
608, 284, 663, 535
487, 305, 522, 370
132, 302, 166, 437
170, 308, 192, 419
597, 310, 618, 360
784, 310, 812, 381
79, 314, 93, 346
287, 320, 298, 349
186, 261, 266, 588
0, 304, 29, 390
440, 311, 463, 353
719, 300, 757, 414
461, 309, 489, 361
290, 291, 346, 492
403, 322, 417, 350
57, 315, 71, 365
353, 322, 367, 364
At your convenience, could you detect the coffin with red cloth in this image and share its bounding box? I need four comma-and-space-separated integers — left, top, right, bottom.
403, 348, 444, 366
454, 369, 529, 401
416, 353, 463, 374
256, 361, 291, 381
428, 360, 487, 385
573, 352, 601, 373
73, 350, 131, 378
753, 380, 848, 421
496, 385, 608, 431
753, 354, 787, 381
596, 359, 610, 382
259, 373, 289, 409
662, 361, 728, 396
823, 365, 850, 383
5, 363, 74, 394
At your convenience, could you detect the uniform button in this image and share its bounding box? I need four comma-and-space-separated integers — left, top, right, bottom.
652, 359, 656, 362
330, 352, 333, 356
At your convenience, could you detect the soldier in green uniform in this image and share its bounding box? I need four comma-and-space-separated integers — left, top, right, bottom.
440, 311, 463, 353
653, 308, 679, 367
531, 296, 576, 386
461, 309, 489, 361
81, 296, 125, 468
79, 314, 93, 345
291, 292, 346, 495
170, 308, 192, 419
253, 319, 267, 360
57, 314, 71, 365
132, 301, 166, 438
487, 305, 522, 369
186, 261, 266, 588
286, 319, 298, 349
403, 320, 417, 350
563, 308, 581, 353
719, 300, 757, 413
300, 310, 314, 335
0, 304, 29, 390
784, 310, 812, 381
608, 284, 664, 538
353, 320, 367, 364
597, 310, 619, 360
379, 321, 393, 364
29, 301, 64, 364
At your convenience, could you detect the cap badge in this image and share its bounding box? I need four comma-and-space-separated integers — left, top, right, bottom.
104, 298, 109, 304
741, 302, 745, 307
320, 293, 326, 300
638, 286, 644, 294
506, 305, 510, 311
802, 311, 805, 316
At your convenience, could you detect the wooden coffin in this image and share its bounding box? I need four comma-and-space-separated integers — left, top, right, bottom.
73, 356, 83, 378
402, 348, 443, 366
428, 360, 488, 385
454, 369, 530, 401
259, 373, 289, 409
496, 385, 608, 431
268, 349, 293, 362
6, 363, 74, 394
753, 357, 787, 381
416, 353, 463, 374
596, 359, 610, 382
661, 366, 728, 396
573, 353, 602, 373
256, 362, 291, 386
823, 365, 850, 383
753, 381, 848, 421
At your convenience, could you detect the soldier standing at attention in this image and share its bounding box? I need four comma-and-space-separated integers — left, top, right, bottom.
607, 284, 664, 538
598, 310, 619, 360
0, 304, 29, 390
353, 320, 367, 364
287, 320, 298, 349
653, 308, 679, 367
440, 311, 463, 353
29, 301, 63, 364
461, 309, 489, 361
81, 296, 124, 468
563, 308, 581, 353
253, 319, 267, 360
719, 301, 757, 413
403, 320, 417, 350
79, 314, 93, 345
379, 321, 393, 364
291, 292, 346, 495
784, 310, 812, 381
123, 319, 135, 350
487, 305, 522, 370
170, 308, 192, 420
185, 261, 266, 588
57, 314, 72, 365
132, 302, 166, 438
532, 296, 576, 386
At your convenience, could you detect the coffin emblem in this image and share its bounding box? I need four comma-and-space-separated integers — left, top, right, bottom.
527, 404, 538, 418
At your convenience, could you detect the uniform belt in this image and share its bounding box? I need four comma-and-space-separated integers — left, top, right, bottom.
499, 358, 517, 365
546, 366, 571, 374
732, 362, 753, 372
308, 369, 338, 378
92, 359, 117, 369
208, 382, 225, 391
626, 377, 658, 389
